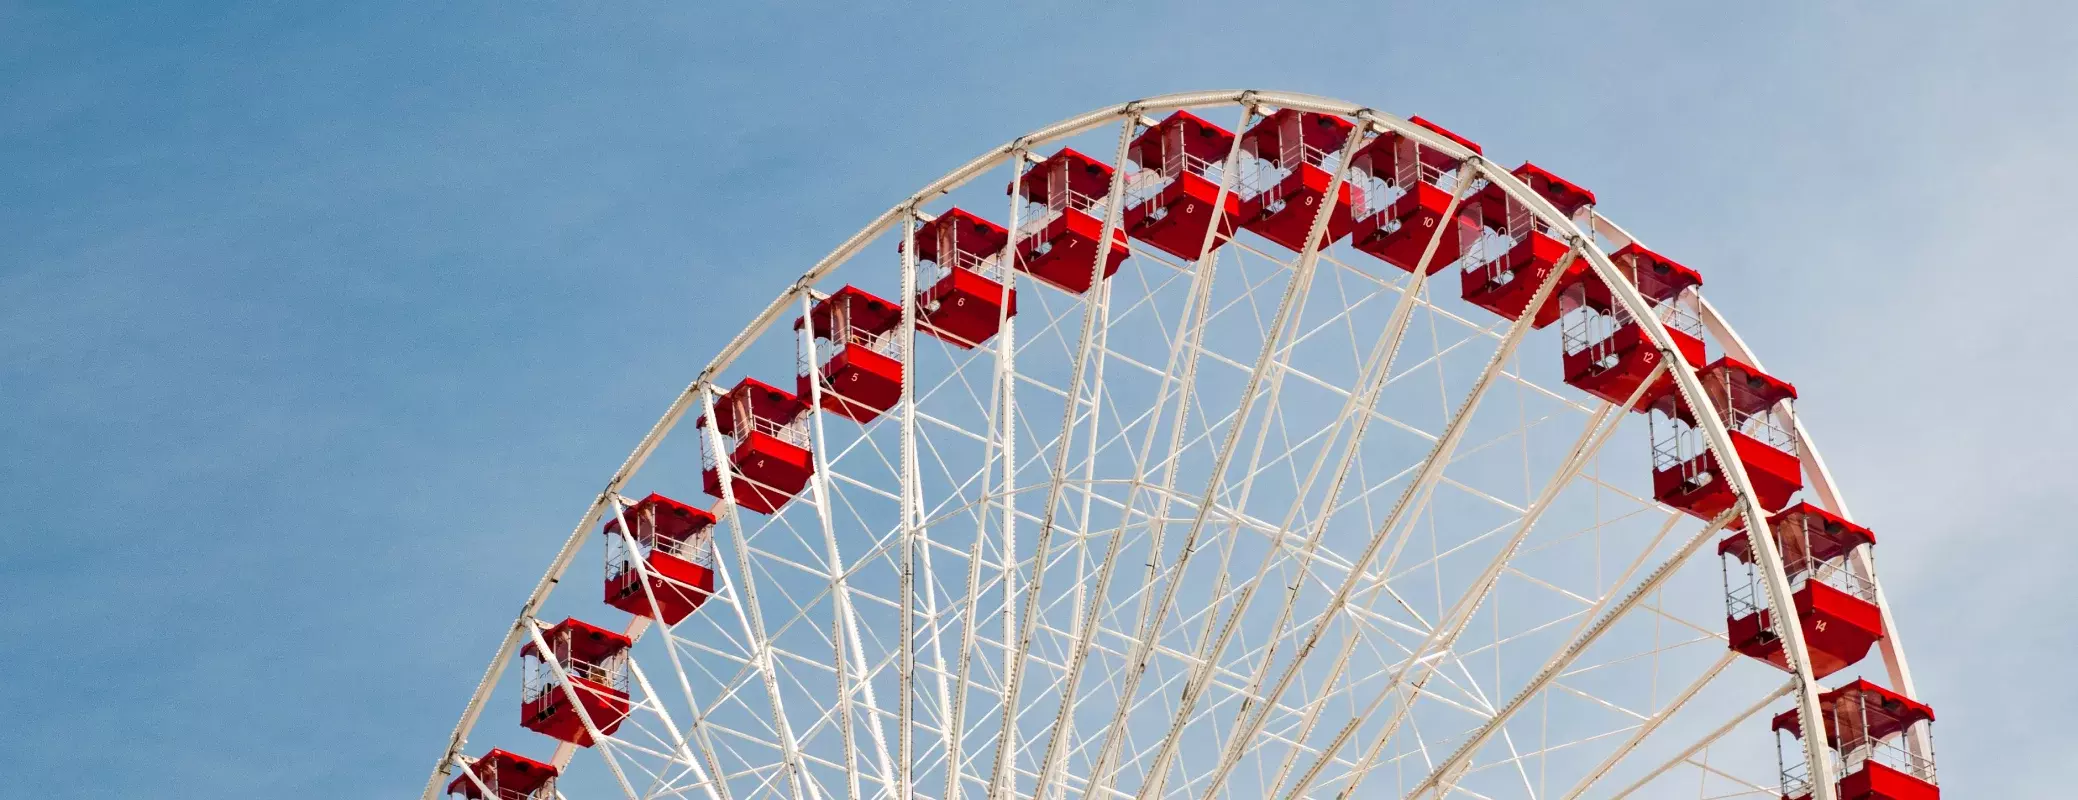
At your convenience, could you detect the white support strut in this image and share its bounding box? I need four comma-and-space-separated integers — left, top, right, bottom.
983, 115, 1140, 800
1084, 100, 1375, 799
1135, 142, 1477, 800
1441, 155, 1840, 800
1192, 201, 1577, 800
1049, 101, 1261, 800
525, 619, 643, 800
942, 137, 1034, 800
1285, 358, 1670, 800
895, 210, 922, 800
609, 498, 728, 800
696, 386, 820, 800
796, 293, 899, 800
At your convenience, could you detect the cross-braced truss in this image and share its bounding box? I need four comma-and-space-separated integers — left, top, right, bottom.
423, 92, 1921, 800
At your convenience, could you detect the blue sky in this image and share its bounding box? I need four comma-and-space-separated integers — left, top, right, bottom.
3, 1, 2073, 797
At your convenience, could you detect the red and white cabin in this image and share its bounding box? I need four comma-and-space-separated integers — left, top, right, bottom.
1648, 358, 1804, 518
604, 492, 718, 626
1559, 243, 1707, 408
698, 378, 814, 515
797, 285, 905, 423
911, 208, 1017, 348
1719, 503, 1884, 678
1122, 110, 1240, 262
1012, 148, 1130, 294
1460, 162, 1598, 328
1773, 680, 1939, 800
447, 749, 558, 800
520, 618, 632, 748
1236, 109, 1361, 252
1350, 116, 1483, 274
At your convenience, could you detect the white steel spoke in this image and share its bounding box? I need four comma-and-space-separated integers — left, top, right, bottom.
1140, 151, 1476, 800
896, 211, 922, 800
1032, 102, 1260, 800
698, 388, 818, 800
1403, 506, 1738, 799
609, 499, 731, 800
1286, 407, 1625, 797
1608, 680, 1797, 799
1202, 234, 1573, 799
943, 141, 1033, 800
623, 657, 718, 799
987, 116, 1138, 800
1559, 650, 1736, 800
1080, 105, 1350, 797
797, 295, 897, 800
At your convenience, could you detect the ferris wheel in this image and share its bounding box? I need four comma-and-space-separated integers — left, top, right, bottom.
421, 90, 1941, 800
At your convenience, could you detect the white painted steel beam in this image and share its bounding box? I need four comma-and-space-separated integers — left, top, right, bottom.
1193, 234, 1577, 800
698, 387, 820, 800
1609, 680, 1797, 799
1031, 102, 1262, 800
942, 137, 1033, 800
607, 498, 732, 800
895, 211, 922, 800
1137, 151, 1480, 800
1398, 507, 1738, 799
797, 295, 899, 800
985, 116, 1140, 800
1560, 650, 1737, 800
1077, 105, 1356, 797
1283, 358, 1663, 800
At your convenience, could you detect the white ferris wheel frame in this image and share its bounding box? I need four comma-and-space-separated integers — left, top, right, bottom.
419, 90, 1923, 800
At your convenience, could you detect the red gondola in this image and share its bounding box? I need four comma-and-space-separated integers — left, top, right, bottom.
1718, 503, 1884, 678
698, 378, 814, 515
1648, 358, 1804, 518
1012, 148, 1130, 294
1772, 680, 1939, 799
1236, 108, 1360, 253
519, 618, 632, 747
911, 208, 1017, 348
604, 493, 718, 626
446, 749, 558, 800
1350, 116, 1482, 274
797, 285, 905, 423
1122, 110, 1240, 262
1460, 162, 1598, 328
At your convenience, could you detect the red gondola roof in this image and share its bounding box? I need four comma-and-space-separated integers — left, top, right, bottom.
1408, 115, 1482, 154
697, 377, 808, 435
605, 492, 716, 543
1241, 108, 1356, 157
1126, 110, 1236, 169
796, 285, 903, 339
1703, 356, 1799, 404
1511, 162, 1597, 217
446, 748, 558, 797
522, 617, 632, 664
1014, 148, 1115, 203
904, 207, 1009, 265
1772, 679, 1935, 744
1610, 242, 1704, 300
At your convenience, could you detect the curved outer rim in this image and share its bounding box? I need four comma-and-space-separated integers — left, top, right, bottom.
421, 89, 1909, 800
